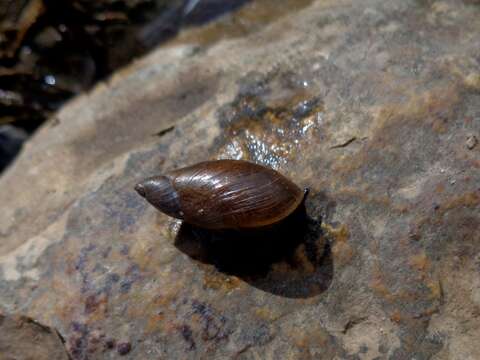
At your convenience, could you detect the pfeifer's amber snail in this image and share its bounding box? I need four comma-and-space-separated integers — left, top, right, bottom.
135, 159, 307, 229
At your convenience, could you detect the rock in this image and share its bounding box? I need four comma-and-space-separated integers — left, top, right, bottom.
117, 341, 132, 355
1, 0, 480, 359
0, 314, 69, 359
466, 134, 478, 150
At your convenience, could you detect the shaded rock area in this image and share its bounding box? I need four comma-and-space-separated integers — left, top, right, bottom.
0, 0, 480, 359
0, 313, 70, 359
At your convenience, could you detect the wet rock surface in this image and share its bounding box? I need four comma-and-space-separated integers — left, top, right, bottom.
0, 0, 479, 359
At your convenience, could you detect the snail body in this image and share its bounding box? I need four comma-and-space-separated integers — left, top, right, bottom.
135, 159, 305, 229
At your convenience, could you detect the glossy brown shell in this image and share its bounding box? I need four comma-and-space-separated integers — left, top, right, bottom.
135, 160, 304, 229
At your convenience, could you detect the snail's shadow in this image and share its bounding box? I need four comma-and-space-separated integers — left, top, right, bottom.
174, 197, 333, 298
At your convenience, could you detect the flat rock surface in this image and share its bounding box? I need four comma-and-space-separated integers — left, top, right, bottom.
1, 0, 480, 359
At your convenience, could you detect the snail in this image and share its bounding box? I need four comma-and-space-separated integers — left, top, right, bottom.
135, 159, 308, 229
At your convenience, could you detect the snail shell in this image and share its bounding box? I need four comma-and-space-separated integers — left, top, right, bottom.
135, 159, 305, 229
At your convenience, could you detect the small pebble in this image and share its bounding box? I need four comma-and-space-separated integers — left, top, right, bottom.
466, 135, 478, 150
117, 342, 132, 355
409, 231, 421, 241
